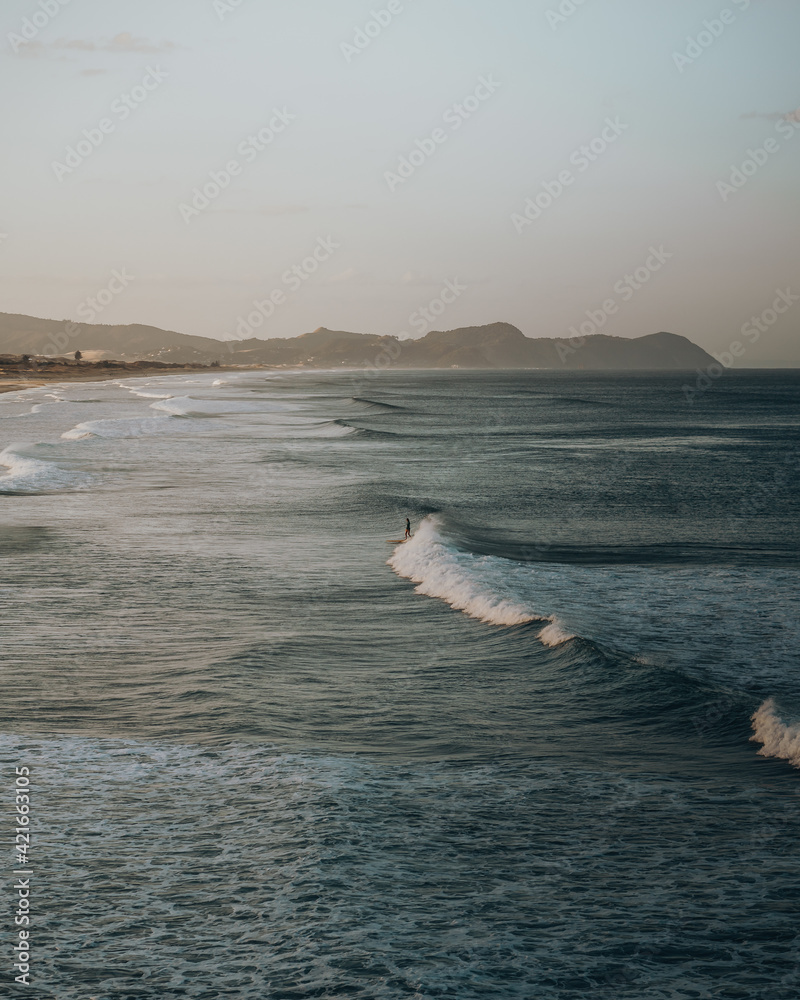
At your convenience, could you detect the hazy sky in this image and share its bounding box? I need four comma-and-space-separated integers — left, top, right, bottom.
1, 0, 798, 363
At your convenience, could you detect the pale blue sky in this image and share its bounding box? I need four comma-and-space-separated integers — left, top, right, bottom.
1, 0, 798, 363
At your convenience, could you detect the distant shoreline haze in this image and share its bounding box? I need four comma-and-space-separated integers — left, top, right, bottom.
0, 312, 722, 371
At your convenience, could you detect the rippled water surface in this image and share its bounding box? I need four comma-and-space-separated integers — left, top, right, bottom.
1, 369, 799, 998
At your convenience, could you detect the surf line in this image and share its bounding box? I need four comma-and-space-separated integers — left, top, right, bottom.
387, 516, 577, 643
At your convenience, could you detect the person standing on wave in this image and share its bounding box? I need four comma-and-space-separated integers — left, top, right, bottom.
405, 518, 412, 539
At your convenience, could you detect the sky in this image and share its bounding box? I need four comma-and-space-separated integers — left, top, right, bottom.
0, 0, 798, 364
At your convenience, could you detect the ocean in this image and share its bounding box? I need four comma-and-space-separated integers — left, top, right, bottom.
1, 368, 799, 999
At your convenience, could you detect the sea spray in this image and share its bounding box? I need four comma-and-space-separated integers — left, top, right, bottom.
0, 444, 91, 494
388, 515, 576, 645
750, 698, 800, 768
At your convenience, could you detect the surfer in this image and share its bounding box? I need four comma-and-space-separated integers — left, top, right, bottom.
405, 518, 411, 539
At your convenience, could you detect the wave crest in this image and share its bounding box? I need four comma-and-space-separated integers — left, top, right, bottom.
61, 417, 177, 440
149, 396, 294, 417
0, 445, 91, 494
388, 516, 575, 644
750, 699, 800, 768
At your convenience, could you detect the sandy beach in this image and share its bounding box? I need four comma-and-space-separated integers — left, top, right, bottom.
0, 363, 260, 394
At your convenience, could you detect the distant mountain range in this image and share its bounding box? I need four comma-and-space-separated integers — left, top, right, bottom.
0, 312, 717, 370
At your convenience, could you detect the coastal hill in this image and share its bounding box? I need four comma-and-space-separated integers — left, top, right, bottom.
0, 313, 716, 370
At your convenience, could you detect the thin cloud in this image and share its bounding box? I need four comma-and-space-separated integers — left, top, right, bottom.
16, 41, 44, 58
741, 107, 800, 122
214, 205, 310, 217
327, 268, 358, 283
32, 32, 178, 54
401, 271, 446, 287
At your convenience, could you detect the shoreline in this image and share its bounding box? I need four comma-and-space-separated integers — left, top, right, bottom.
0, 365, 265, 395
2, 365, 788, 396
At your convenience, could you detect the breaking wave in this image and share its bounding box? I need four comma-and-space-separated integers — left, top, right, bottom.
310, 420, 358, 438
61, 417, 178, 440
750, 699, 800, 768
149, 396, 299, 417
388, 515, 575, 644
0, 444, 91, 494
348, 397, 405, 412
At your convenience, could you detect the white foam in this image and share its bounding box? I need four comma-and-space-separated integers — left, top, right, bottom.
394, 527, 800, 690
150, 396, 293, 417
61, 417, 176, 440
109, 379, 151, 396
60, 426, 94, 440
538, 621, 578, 647
0, 405, 38, 419
0, 444, 90, 493
0, 397, 61, 419
388, 516, 571, 639
128, 389, 174, 399
750, 699, 800, 768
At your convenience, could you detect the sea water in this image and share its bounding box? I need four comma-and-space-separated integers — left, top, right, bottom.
1, 369, 798, 998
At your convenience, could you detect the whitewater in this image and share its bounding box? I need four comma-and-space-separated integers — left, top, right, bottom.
1, 368, 799, 999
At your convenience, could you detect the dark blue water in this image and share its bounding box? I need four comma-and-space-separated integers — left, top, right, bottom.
1, 369, 799, 998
